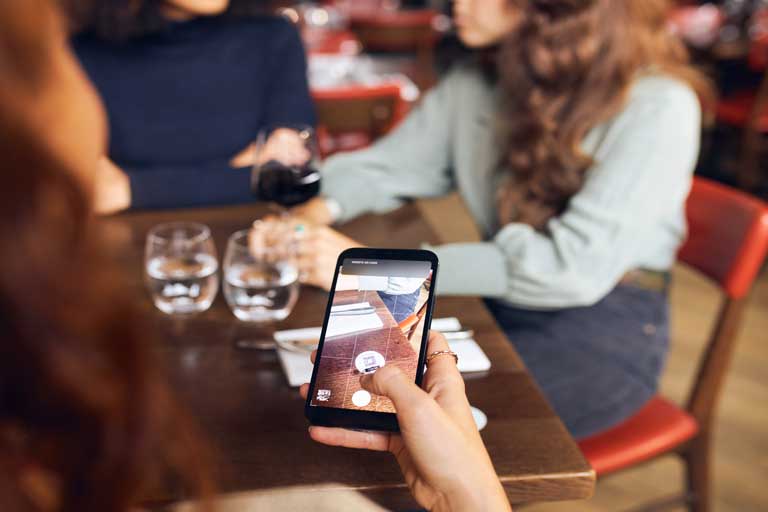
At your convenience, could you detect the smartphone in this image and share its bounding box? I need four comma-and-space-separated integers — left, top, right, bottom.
305, 248, 438, 431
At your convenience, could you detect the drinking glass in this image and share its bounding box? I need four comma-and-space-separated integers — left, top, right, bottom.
250, 124, 321, 215
223, 229, 299, 323
144, 222, 219, 314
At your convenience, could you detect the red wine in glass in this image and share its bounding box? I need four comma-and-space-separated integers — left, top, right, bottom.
250, 125, 321, 210
251, 160, 321, 208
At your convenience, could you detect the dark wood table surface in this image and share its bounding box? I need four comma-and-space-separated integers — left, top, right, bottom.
101, 203, 595, 508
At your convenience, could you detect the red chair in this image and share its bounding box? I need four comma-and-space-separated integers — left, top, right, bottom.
578, 177, 768, 511
313, 83, 408, 157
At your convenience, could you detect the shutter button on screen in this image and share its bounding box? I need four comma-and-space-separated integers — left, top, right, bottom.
351, 390, 372, 407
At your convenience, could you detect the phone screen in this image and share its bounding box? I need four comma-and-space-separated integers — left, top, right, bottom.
309, 256, 434, 413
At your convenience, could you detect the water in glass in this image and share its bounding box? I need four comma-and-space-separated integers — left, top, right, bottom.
146, 253, 219, 314
144, 222, 219, 314
223, 229, 299, 323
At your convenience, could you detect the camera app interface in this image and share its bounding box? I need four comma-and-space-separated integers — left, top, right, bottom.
311, 258, 433, 413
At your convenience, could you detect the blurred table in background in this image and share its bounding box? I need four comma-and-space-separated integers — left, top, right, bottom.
288, 1, 447, 155
101, 203, 595, 509
291, 1, 444, 87
308, 54, 417, 156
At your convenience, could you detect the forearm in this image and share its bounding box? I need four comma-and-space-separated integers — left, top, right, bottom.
426, 232, 621, 309
319, 72, 460, 222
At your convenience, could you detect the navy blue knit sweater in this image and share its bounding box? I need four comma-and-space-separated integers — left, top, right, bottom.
73, 15, 315, 209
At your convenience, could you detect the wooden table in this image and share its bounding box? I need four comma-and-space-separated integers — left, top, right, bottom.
102, 203, 595, 509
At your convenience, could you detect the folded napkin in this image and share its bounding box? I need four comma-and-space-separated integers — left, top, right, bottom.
326, 302, 383, 338
330, 302, 371, 313
449, 338, 491, 373
277, 348, 317, 387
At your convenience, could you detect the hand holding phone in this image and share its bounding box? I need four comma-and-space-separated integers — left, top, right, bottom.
300, 332, 511, 512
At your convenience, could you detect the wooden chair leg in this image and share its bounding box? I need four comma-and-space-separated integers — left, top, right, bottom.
682, 433, 712, 512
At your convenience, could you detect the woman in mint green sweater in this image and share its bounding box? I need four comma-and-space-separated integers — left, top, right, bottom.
287, 0, 708, 439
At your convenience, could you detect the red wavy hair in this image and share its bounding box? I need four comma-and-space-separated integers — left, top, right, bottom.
0, 2, 212, 511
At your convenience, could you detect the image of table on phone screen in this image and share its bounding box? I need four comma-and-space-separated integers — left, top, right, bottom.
311, 272, 432, 413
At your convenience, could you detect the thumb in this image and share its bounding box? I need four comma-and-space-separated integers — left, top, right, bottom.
360, 365, 426, 415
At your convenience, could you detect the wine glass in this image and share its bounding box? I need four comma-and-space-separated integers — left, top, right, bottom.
251, 124, 321, 215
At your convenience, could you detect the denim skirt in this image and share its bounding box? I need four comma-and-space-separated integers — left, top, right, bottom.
378, 289, 421, 323
485, 283, 670, 440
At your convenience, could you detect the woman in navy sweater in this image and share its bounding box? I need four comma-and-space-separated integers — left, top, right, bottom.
70, 0, 316, 212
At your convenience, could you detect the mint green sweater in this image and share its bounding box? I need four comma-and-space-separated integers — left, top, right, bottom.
320, 65, 701, 309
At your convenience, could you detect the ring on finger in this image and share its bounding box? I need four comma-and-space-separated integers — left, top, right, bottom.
426, 350, 458, 366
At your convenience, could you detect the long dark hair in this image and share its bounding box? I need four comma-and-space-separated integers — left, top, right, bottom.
0, 2, 211, 511
496, 0, 710, 230
62, 0, 281, 40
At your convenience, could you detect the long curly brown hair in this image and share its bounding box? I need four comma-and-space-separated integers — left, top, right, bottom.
0, 2, 212, 511
496, 0, 710, 230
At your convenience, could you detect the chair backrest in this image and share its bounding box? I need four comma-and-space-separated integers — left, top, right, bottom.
313, 84, 407, 156
678, 177, 768, 299
677, 177, 768, 425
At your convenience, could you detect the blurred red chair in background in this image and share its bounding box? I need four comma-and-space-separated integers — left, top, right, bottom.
579, 177, 768, 512
313, 83, 408, 157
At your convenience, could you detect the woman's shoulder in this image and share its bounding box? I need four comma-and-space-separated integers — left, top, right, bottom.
222, 14, 294, 31
72, 15, 300, 53
440, 62, 492, 90
219, 14, 299, 42
429, 62, 496, 111
593, 73, 702, 144
626, 73, 701, 117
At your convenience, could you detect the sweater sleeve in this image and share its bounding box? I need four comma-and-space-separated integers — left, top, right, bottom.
127, 161, 254, 209
428, 79, 701, 308
319, 69, 459, 221
261, 19, 316, 128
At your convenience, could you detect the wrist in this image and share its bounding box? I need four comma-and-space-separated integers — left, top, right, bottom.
323, 196, 343, 224
94, 165, 131, 214
108, 170, 131, 212
115, 172, 131, 210
441, 471, 510, 512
